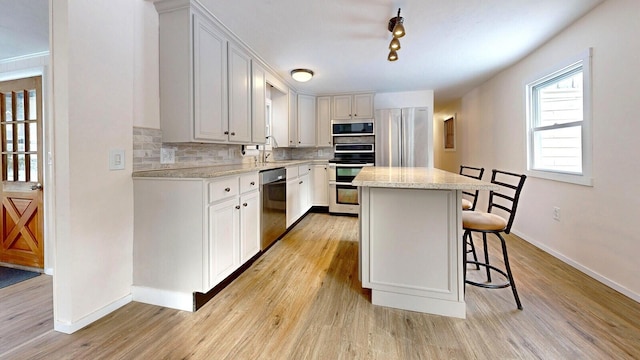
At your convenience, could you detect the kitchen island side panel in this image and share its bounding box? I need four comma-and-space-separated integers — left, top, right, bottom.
360, 186, 465, 318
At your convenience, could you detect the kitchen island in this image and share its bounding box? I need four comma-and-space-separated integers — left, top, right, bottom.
352, 167, 498, 318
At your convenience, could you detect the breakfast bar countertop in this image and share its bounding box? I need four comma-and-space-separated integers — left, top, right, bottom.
352, 166, 499, 191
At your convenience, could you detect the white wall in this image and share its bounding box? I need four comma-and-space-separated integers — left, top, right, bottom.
460, 0, 640, 301
133, 1, 160, 129
51, 0, 137, 333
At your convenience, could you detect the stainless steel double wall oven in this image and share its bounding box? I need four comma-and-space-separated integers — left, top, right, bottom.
329, 119, 375, 215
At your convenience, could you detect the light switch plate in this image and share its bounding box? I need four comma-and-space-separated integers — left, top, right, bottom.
109, 149, 125, 170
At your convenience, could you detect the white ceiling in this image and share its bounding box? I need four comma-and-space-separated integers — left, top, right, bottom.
0, 0, 48, 60
1, 0, 604, 105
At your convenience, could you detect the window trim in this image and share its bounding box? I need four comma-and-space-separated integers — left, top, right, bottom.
525, 48, 593, 186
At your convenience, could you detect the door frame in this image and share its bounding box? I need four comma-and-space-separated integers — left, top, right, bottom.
0, 55, 55, 275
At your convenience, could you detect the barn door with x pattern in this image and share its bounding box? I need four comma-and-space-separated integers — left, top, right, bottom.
0, 76, 44, 268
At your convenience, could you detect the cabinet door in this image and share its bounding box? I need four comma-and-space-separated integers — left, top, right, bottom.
297, 94, 316, 147
353, 93, 374, 119
228, 44, 252, 143
312, 165, 329, 206
209, 197, 240, 288
298, 173, 311, 215
332, 95, 352, 120
193, 14, 228, 141
286, 177, 300, 227
251, 61, 266, 144
288, 88, 298, 147
316, 96, 332, 147
240, 190, 260, 263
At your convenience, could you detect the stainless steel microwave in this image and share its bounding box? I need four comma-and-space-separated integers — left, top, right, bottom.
331, 119, 374, 136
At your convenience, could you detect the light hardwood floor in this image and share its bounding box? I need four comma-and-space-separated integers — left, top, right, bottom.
2, 212, 640, 359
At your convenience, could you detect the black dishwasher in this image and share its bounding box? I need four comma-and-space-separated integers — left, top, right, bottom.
259, 168, 287, 250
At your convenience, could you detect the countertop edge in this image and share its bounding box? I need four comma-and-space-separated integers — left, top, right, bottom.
132, 159, 328, 179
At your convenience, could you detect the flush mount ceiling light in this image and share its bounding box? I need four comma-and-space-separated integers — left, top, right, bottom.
387, 8, 405, 61
291, 69, 314, 82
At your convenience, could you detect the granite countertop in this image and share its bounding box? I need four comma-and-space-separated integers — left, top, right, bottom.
352, 167, 500, 191
132, 159, 327, 179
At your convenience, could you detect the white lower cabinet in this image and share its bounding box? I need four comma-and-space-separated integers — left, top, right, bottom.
312, 164, 329, 206
133, 171, 259, 311
286, 176, 300, 228
240, 190, 260, 263
286, 164, 312, 227
208, 196, 240, 288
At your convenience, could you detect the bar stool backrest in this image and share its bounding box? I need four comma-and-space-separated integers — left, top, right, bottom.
459, 165, 485, 211
487, 169, 527, 234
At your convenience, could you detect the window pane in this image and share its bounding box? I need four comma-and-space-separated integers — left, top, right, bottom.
535, 71, 583, 127
16, 92, 25, 121
30, 154, 38, 182
29, 122, 37, 151
16, 123, 25, 152
28, 89, 37, 120
6, 155, 14, 181
533, 126, 582, 173
18, 154, 26, 181
4, 93, 12, 121
4, 124, 13, 151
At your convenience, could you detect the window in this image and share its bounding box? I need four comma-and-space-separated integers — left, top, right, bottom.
444, 115, 455, 150
526, 49, 592, 186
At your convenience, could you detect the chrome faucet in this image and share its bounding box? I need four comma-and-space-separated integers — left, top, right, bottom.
262, 135, 279, 163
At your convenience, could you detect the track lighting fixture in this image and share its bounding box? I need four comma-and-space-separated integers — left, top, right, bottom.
387, 8, 406, 61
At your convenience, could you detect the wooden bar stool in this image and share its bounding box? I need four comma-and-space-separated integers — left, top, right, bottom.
459, 165, 484, 269
462, 169, 526, 310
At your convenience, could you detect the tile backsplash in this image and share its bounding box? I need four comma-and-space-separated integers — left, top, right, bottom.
133, 127, 334, 171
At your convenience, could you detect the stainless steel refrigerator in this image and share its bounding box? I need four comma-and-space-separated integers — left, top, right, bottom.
375, 107, 432, 167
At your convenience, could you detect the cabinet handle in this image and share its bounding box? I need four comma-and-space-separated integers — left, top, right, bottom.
299, 180, 303, 184
231, 132, 236, 136
235, 205, 241, 209
243, 202, 248, 207
354, 114, 357, 117
224, 131, 229, 135
225, 187, 231, 192
250, 181, 255, 186
298, 141, 301, 144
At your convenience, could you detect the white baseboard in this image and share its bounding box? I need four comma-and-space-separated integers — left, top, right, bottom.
511, 229, 640, 303
131, 286, 194, 312
54, 294, 132, 334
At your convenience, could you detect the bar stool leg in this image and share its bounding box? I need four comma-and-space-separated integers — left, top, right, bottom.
482, 233, 491, 282
467, 232, 480, 270
498, 233, 523, 310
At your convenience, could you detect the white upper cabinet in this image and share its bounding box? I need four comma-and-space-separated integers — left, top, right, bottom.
251, 62, 266, 144
316, 96, 332, 147
332, 93, 375, 120
156, 3, 229, 143
155, 0, 272, 145
228, 43, 252, 143
297, 94, 317, 147
193, 13, 228, 141
288, 88, 298, 147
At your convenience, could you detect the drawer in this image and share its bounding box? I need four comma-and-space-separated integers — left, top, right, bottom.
240, 172, 259, 193
208, 176, 239, 203
298, 164, 311, 176
286, 166, 299, 179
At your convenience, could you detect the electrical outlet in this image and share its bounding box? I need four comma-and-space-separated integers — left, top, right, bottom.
160, 148, 175, 164
553, 207, 560, 221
